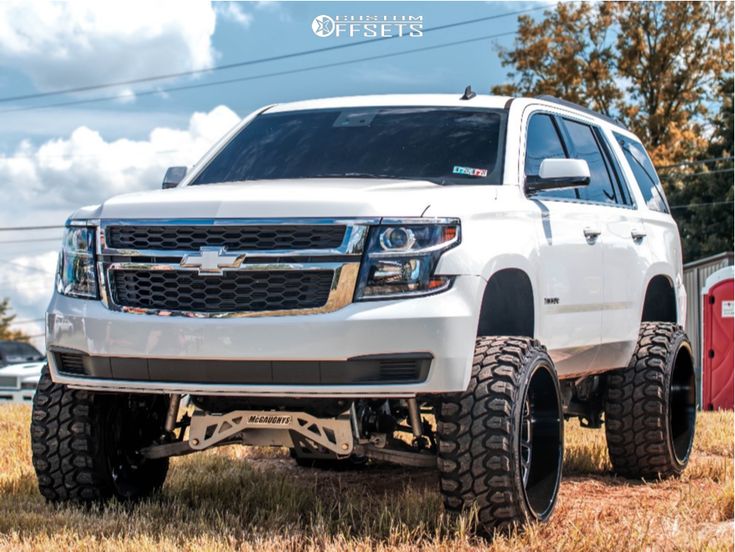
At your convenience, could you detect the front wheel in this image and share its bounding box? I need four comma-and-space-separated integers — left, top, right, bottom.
436, 337, 564, 534
30, 367, 169, 503
604, 322, 696, 479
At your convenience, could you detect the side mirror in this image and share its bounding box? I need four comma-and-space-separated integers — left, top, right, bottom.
162, 166, 187, 189
525, 158, 590, 195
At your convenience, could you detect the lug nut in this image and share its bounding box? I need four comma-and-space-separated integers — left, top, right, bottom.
191, 438, 200, 446
341, 443, 349, 451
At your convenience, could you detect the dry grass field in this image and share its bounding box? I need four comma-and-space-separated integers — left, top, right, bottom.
0, 404, 732, 551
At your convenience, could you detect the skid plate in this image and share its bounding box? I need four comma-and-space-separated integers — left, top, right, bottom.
188, 410, 354, 454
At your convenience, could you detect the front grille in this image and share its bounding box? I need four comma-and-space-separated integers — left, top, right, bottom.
111, 270, 334, 313
377, 359, 424, 381
107, 225, 346, 251
48, 352, 432, 385
57, 353, 86, 375
0, 376, 18, 389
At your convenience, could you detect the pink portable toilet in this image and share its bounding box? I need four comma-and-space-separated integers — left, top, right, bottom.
701, 266, 734, 410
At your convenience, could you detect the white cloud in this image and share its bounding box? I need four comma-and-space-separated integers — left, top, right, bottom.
0, 105, 241, 348
0, 104, 240, 219
0, 0, 218, 91
115, 88, 137, 104
0, 251, 57, 350
215, 2, 254, 28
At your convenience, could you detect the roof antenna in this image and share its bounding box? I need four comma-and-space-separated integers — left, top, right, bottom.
460, 85, 476, 100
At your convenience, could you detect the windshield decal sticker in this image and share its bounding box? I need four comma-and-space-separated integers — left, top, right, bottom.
452, 165, 488, 177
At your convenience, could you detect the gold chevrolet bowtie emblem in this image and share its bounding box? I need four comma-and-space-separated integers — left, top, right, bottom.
180, 246, 244, 275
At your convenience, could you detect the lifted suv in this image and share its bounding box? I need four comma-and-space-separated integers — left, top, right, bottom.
32, 92, 696, 533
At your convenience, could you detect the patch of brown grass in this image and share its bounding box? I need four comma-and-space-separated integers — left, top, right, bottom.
0, 405, 732, 551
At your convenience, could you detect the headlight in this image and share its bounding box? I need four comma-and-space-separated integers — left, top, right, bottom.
355, 221, 460, 300
57, 225, 99, 299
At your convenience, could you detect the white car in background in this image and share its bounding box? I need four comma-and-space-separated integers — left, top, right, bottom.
0, 340, 44, 403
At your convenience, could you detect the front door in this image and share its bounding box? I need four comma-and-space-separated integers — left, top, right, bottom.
523, 111, 603, 377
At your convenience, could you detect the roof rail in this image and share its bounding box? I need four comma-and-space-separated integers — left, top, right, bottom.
535, 95, 627, 130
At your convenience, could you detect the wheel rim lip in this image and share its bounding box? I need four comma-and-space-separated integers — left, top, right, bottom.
669, 341, 697, 466
519, 360, 564, 521
520, 397, 533, 487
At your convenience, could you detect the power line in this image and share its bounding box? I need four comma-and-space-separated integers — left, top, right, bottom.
659, 168, 734, 179
669, 200, 733, 210
0, 237, 61, 245
10, 317, 44, 325
0, 225, 65, 232
0, 258, 55, 275
2, 149, 179, 161
0, 30, 518, 114
0, 6, 546, 105
657, 156, 734, 170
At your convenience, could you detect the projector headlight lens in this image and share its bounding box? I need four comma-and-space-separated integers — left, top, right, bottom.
57, 226, 98, 299
355, 221, 459, 300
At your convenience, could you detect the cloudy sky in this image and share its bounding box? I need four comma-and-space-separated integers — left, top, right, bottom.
0, 0, 547, 347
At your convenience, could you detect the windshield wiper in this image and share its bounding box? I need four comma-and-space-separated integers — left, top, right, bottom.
308, 173, 448, 184
309, 172, 405, 179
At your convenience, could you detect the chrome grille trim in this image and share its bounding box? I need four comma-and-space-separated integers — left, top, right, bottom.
98, 218, 378, 258
106, 224, 347, 252
97, 219, 373, 318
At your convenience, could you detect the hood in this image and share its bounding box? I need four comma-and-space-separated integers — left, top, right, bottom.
0, 361, 44, 378
73, 179, 506, 221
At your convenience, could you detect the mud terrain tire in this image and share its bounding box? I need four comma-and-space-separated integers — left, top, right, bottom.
30, 366, 169, 503
604, 322, 696, 479
436, 336, 563, 534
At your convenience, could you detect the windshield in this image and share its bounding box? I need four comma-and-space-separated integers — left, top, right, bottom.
192, 107, 506, 186
0, 341, 43, 364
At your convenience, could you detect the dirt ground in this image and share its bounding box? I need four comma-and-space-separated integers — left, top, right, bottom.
0, 405, 732, 551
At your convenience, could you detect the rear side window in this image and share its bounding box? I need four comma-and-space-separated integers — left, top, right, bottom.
524, 113, 576, 200
562, 119, 619, 205
614, 133, 669, 213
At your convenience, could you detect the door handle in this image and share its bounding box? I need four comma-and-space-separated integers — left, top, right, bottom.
583, 227, 602, 240
631, 228, 647, 241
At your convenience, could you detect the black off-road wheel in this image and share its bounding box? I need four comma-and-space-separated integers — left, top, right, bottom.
30, 366, 169, 504
604, 322, 696, 479
436, 337, 564, 535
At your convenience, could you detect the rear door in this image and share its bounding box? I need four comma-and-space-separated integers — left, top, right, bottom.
522, 110, 603, 377
557, 118, 645, 371
613, 132, 684, 339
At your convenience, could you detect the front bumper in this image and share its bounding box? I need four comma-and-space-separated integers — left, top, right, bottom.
47, 275, 484, 397
0, 390, 35, 403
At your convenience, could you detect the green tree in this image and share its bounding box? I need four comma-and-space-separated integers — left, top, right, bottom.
665, 77, 734, 262
492, 1, 734, 261
492, 1, 733, 166
0, 298, 29, 342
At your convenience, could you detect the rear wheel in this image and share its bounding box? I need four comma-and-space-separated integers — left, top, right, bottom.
604, 322, 696, 479
436, 337, 564, 534
30, 367, 169, 503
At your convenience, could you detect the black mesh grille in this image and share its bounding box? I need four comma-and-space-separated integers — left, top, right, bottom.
0, 376, 18, 388
378, 359, 423, 381
107, 225, 346, 251
57, 353, 86, 375
111, 270, 334, 313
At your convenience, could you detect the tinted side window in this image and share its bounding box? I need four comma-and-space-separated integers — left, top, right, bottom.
614, 133, 669, 213
524, 113, 577, 200
562, 119, 618, 205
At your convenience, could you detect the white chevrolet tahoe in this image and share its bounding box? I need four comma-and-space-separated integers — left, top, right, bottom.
32, 92, 697, 534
